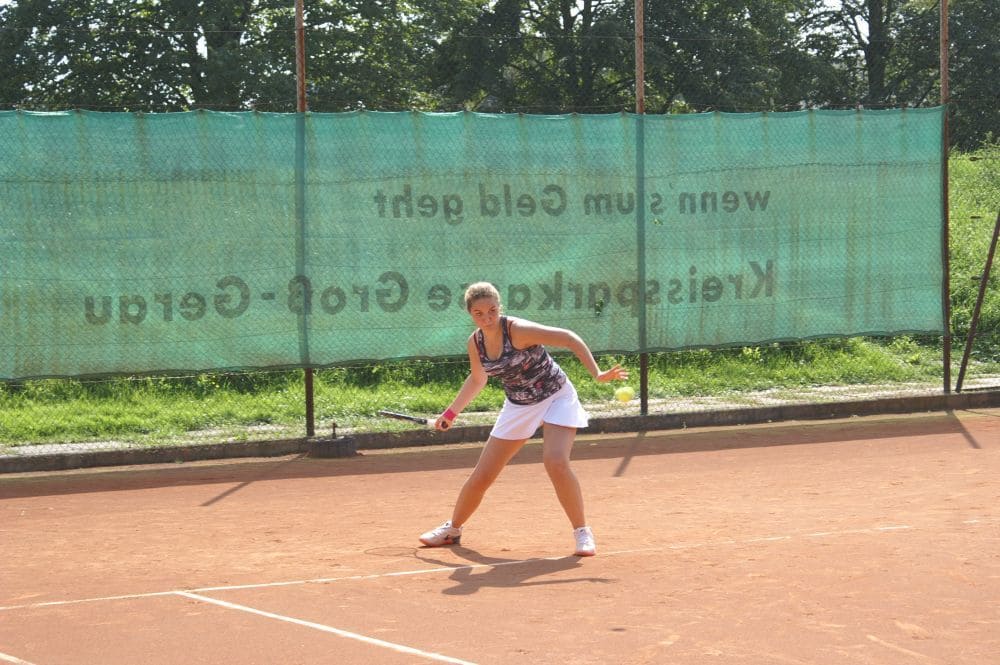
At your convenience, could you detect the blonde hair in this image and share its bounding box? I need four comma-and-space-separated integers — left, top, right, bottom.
464, 281, 502, 312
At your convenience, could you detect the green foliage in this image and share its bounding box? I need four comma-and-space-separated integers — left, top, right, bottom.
0, 336, 959, 447
949, 141, 1000, 348
2, 0, 996, 147
640, 0, 822, 112
945, 0, 1000, 151
560, 337, 946, 402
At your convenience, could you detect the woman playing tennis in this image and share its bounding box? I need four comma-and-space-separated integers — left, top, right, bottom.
419, 281, 628, 556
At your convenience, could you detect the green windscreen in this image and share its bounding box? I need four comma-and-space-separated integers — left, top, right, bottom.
0, 109, 944, 380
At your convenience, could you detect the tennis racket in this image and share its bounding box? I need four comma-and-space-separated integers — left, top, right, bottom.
378, 409, 450, 429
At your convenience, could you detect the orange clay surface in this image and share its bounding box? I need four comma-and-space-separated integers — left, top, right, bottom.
1, 408, 999, 665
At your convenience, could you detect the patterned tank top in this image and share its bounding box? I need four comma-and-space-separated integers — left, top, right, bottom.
474, 317, 566, 405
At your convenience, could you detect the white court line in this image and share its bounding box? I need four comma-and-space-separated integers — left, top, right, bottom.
0, 590, 178, 612
177, 591, 476, 665
1, 517, 995, 613
745, 536, 792, 543
0, 651, 39, 665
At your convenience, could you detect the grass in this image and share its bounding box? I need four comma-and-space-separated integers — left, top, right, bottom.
949, 141, 1000, 351
2, 336, 996, 449
2, 146, 999, 450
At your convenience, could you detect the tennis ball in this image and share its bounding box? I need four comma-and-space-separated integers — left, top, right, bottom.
614, 386, 635, 402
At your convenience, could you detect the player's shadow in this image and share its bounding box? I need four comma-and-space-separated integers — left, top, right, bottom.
416, 547, 614, 595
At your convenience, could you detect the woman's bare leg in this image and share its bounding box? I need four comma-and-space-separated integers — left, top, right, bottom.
540, 424, 585, 528
450, 436, 526, 527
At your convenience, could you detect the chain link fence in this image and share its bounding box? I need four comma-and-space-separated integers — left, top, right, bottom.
2, 111, 998, 468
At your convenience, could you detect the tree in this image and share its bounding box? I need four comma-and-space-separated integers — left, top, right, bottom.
0, 2, 32, 107
0, 0, 476, 112
431, 0, 634, 113
519, 0, 633, 111
2, 0, 992, 147
0, 0, 298, 111
636, 0, 828, 112
304, 0, 482, 111
948, 0, 999, 149
797, 0, 997, 147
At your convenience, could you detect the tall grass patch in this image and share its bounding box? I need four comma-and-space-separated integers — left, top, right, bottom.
949, 141, 1000, 358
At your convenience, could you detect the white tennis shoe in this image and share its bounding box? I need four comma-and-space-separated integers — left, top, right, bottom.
419, 521, 462, 547
573, 526, 596, 556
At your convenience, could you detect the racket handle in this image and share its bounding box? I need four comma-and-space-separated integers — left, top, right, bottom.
378, 410, 428, 425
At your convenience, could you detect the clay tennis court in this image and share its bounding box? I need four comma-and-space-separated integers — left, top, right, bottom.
2, 408, 998, 664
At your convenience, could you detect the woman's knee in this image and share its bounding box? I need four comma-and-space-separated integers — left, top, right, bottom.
542, 453, 572, 477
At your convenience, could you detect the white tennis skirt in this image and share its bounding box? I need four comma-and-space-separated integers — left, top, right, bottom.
490, 381, 590, 441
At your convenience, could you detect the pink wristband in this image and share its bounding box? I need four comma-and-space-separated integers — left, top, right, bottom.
443, 408, 457, 421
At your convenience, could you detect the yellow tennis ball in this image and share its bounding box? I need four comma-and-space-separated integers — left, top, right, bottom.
614, 386, 635, 402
